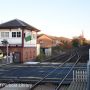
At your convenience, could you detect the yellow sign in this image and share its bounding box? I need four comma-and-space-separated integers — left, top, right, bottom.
0, 53, 3, 59
0, 49, 3, 59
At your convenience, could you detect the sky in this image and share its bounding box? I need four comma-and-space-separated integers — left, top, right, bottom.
0, 0, 90, 39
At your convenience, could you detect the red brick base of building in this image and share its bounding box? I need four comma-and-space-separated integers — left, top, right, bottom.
0, 46, 37, 63
22, 47, 36, 62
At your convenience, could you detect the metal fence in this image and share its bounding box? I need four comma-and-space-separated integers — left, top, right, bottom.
73, 70, 87, 82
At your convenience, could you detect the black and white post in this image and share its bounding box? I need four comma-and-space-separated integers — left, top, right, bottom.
87, 49, 90, 90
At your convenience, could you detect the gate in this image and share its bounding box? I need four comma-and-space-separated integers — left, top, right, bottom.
13, 52, 21, 63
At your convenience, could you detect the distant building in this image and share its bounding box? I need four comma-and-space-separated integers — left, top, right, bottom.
0, 19, 40, 63
37, 34, 63, 56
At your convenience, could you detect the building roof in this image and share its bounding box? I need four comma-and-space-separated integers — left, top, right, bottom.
59, 37, 72, 43
38, 34, 71, 42
37, 34, 52, 39
0, 19, 40, 32
38, 34, 63, 44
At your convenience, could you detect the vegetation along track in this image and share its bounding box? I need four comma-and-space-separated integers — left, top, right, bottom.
43, 45, 90, 63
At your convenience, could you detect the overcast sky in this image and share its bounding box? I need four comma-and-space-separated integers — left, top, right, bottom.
0, 0, 90, 39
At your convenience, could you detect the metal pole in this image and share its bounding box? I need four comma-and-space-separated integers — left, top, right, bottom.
87, 49, 90, 90
73, 70, 74, 82
6, 44, 8, 64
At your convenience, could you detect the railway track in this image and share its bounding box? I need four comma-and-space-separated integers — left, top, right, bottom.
0, 45, 89, 89
29, 46, 89, 90
30, 49, 80, 90
55, 53, 81, 90
43, 45, 89, 63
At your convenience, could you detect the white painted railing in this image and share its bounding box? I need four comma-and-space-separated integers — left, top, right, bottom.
73, 70, 87, 82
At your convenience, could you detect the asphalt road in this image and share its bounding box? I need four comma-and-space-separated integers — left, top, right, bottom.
0, 63, 87, 84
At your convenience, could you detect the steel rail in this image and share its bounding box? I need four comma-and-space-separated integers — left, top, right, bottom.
43, 48, 74, 62
55, 53, 81, 90
43, 53, 70, 62
30, 50, 77, 90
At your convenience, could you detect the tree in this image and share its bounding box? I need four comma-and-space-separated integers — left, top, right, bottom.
72, 38, 79, 47
36, 49, 46, 62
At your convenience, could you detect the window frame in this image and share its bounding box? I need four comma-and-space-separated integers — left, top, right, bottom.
1, 32, 9, 38
12, 32, 16, 37
12, 32, 21, 38
17, 32, 21, 37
